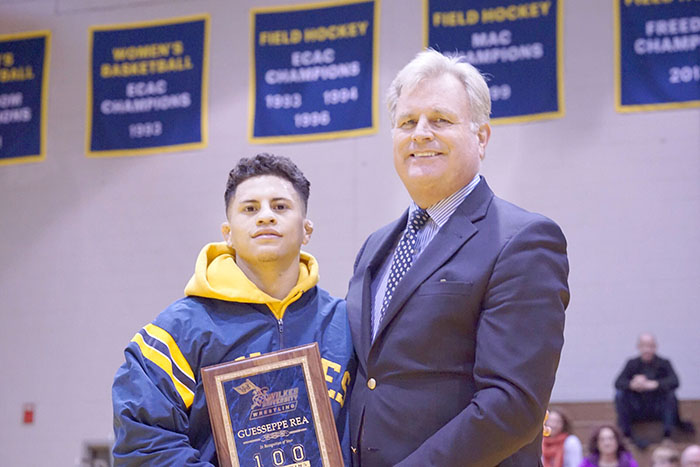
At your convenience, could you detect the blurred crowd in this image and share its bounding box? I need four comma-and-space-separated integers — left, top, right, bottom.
542, 333, 696, 467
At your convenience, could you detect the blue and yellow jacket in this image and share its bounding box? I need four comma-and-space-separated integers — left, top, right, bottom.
112, 242, 355, 466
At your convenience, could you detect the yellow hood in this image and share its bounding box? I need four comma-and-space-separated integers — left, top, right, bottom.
184, 242, 319, 320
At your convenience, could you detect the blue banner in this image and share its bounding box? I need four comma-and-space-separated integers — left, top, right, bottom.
426, 0, 564, 124
250, 0, 379, 143
87, 15, 209, 157
0, 31, 50, 166
615, 0, 700, 112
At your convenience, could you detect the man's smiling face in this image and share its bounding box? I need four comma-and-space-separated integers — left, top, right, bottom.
392, 73, 490, 208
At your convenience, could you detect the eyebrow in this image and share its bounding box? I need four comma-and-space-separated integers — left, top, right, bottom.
239, 197, 293, 204
397, 107, 458, 120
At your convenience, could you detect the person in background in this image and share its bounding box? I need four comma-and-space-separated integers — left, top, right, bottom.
651, 443, 681, 467
614, 333, 695, 449
681, 445, 700, 467
542, 408, 584, 467
580, 425, 638, 467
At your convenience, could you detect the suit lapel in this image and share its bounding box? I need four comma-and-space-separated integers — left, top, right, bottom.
354, 215, 407, 361
372, 180, 494, 343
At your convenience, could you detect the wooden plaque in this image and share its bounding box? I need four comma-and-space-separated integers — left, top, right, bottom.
201, 343, 343, 467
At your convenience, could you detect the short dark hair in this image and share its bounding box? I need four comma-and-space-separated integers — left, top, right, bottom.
224, 153, 310, 212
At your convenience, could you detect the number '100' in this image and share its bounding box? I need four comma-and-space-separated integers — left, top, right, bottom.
253, 444, 306, 466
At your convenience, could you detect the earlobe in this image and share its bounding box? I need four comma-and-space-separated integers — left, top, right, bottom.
302, 219, 314, 245
221, 222, 232, 246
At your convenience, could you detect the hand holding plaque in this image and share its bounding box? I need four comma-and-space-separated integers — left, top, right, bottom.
201, 343, 343, 467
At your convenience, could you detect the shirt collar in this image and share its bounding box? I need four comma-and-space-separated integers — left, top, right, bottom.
408, 174, 481, 228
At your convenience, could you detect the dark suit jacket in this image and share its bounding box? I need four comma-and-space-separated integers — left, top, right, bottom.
347, 179, 570, 466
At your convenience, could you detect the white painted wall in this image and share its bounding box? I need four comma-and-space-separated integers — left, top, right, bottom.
1, 0, 698, 465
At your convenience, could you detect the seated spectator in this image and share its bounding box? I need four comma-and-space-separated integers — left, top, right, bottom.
542, 408, 584, 467
580, 425, 638, 467
652, 444, 681, 467
614, 333, 695, 449
681, 445, 700, 467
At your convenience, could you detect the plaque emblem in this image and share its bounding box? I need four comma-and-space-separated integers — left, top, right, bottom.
233, 379, 300, 421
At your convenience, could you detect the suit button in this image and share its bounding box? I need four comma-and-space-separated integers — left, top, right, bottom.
367, 378, 376, 390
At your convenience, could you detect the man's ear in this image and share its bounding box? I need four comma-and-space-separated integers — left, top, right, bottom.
221, 222, 232, 247
302, 219, 314, 245
477, 123, 491, 160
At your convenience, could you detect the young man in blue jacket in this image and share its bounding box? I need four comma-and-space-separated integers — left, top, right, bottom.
112, 153, 354, 466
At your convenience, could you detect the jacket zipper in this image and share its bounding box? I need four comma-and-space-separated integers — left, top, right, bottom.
277, 318, 284, 349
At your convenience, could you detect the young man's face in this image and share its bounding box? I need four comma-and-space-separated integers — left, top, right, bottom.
222, 175, 312, 270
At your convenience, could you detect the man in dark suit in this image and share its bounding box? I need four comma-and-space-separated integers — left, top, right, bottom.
346, 49, 570, 466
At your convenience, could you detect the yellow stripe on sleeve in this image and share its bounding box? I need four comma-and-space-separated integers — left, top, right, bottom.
131, 332, 195, 408
143, 323, 195, 381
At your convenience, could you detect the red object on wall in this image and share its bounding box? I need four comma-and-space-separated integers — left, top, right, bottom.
22, 403, 34, 424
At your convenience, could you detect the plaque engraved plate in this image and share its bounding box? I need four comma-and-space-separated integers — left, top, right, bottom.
201, 343, 343, 467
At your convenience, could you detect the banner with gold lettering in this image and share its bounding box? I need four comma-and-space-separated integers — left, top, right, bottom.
87, 15, 209, 157
614, 0, 700, 113
426, 0, 563, 124
250, 0, 379, 143
0, 31, 50, 166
